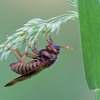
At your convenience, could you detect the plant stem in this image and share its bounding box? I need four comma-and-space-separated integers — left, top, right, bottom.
94, 90, 100, 100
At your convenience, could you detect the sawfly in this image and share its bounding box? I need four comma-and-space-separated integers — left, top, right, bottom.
3, 31, 73, 87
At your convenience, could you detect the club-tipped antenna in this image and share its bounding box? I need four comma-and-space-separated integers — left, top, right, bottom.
59, 46, 73, 50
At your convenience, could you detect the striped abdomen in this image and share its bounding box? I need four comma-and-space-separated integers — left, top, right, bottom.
10, 60, 41, 75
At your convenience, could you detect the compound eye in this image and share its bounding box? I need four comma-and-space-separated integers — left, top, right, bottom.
54, 46, 60, 50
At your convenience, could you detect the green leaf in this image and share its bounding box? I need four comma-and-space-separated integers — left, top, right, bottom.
78, 0, 100, 99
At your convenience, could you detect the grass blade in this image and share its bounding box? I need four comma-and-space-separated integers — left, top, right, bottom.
78, 0, 100, 99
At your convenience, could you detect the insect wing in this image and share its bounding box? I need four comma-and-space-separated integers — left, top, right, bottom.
5, 60, 50, 87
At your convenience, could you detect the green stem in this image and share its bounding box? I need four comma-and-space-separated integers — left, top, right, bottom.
94, 90, 100, 100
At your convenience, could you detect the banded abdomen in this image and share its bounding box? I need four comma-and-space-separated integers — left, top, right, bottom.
10, 60, 41, 75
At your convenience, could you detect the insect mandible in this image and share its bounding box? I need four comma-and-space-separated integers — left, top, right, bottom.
3, 31, 73, 87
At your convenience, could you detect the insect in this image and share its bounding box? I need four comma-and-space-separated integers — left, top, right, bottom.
3, 31, 73, 87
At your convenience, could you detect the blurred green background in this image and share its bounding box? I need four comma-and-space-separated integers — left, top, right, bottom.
0, 0, 94, 100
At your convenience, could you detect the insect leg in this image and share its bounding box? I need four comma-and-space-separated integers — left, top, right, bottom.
16, 49, 22, 57
3, 32, 22, 61
32, 42, 39, 55
50, 45, 58, 54
44, 25, 58, 54
24, 31, 39, 55
44, 25, 50, 43
3, 42, 20, 61
44, 25, 53, 51
20, 52, 37, 62
49, 35, 54, 43
15, 48, 37, 60
16, 47, 37, 61
45, 24, 54, 43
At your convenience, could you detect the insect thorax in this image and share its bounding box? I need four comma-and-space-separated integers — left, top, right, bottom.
39, 49, 58, 67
